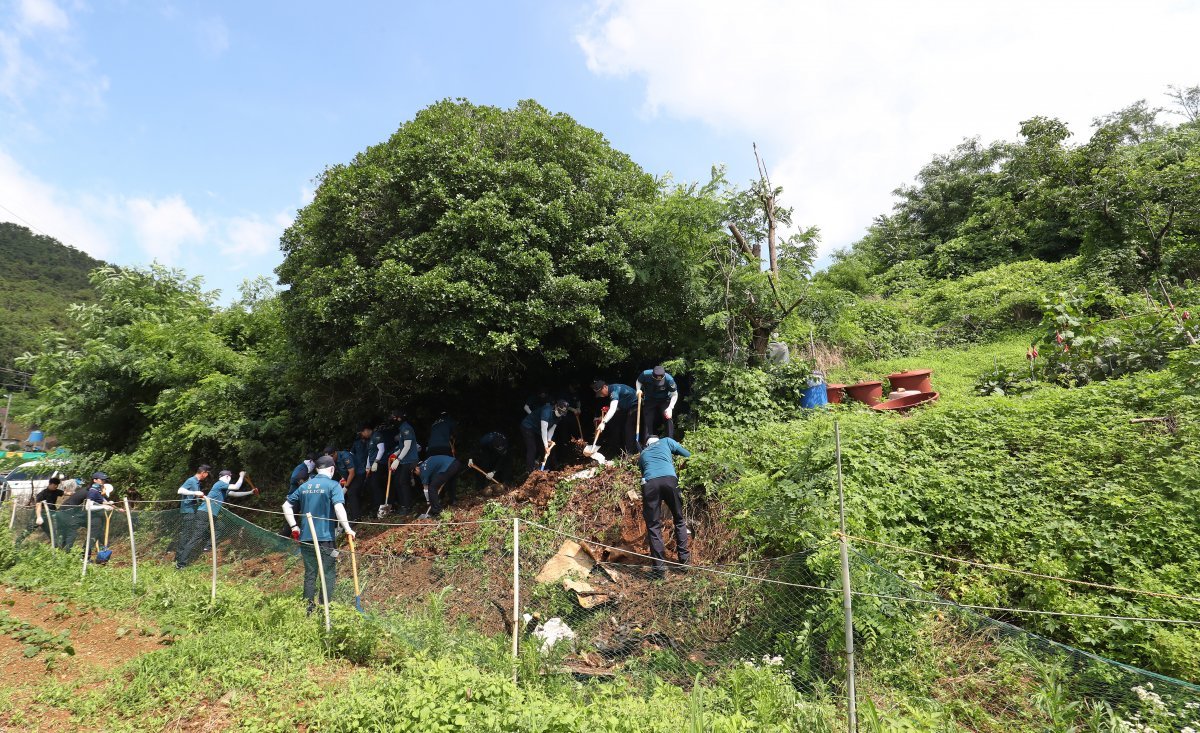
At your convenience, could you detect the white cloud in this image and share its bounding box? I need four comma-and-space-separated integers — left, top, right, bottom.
223, 212, 290, 259
0, 148, 114, 258
126, 195, 207, 264
16, 0, 68, 34
196, 16, 229, 56
578, 0, 1200, 256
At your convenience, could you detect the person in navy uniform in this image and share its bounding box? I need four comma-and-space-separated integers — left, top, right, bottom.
637, 436, 692, 578
426, 412, 457, 457
348, 423, 374, 521
521, 399, 568, 473
283, 455, 355, 615
289, 454, 316, 491
592, 379, 639, 455
414, 454, 464, 519
382, 409, 420, 516
635, 365, 679, 445
175, 465, 210, 569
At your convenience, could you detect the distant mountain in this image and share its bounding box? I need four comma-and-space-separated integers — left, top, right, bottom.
0, 222, 103, 371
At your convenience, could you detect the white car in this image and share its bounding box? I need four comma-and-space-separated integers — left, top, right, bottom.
0, 460, 68, 504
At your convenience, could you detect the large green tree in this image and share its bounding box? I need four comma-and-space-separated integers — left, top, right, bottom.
19, 267, 301, 494
277, 99, 711, 414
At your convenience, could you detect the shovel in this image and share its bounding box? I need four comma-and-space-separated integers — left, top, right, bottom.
539, 441, 555, 471
467, 459, 502, 485
582, 419, 605, 460
348, 534, 364, 613
95, 511, 113, 564
634, 391, 644, 445
379, 465, 393, 518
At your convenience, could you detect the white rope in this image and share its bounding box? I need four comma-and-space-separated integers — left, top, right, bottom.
523, 521, 1200, 627
844, 533, 1200, 605
230, 503, 508, 528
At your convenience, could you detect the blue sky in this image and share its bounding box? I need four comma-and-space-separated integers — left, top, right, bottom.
3, 0, 1199, 301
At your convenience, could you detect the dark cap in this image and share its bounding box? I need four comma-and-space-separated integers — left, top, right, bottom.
91, 471, 108, 481
323, 445, 337, 456
218, 469, 233, 478
652, 365, 666, 377
197, 464, 211, 473
315, 455, 336, 470
590, 379, 606, 393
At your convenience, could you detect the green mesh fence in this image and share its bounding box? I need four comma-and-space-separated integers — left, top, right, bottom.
4, 496, 1199, 732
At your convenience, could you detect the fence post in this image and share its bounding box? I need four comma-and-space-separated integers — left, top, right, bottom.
124, 497, 137, 587
306, 513, 331, 632
82, 508, 92, 578
835, 421, 857, 732
204, 497, 218, 602
8, 494, 17, 529
512, 517, 520, 683
43, 502, 55, 548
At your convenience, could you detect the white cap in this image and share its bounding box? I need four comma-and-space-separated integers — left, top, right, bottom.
646, 436, 660, 445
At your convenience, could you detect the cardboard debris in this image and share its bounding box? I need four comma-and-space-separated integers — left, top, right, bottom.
535, 540, 595, 584
562, 577, 595, 594
577, 593, 611, 610
599, 563, 625, 583
568, 467, 600, 480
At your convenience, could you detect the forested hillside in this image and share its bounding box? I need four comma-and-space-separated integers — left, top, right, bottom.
9, 93, 1200, 730
0, 223, 102, 368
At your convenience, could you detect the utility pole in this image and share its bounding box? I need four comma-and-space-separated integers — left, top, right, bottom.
836, 421, 858, 732
1, 393, 11, 442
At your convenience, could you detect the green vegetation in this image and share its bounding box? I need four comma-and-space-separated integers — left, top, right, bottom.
0, 222, 101, 369
8, 90, 1200, 726
0, 542, 840, 732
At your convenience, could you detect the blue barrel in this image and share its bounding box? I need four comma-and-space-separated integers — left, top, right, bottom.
800, 381, 828, 409
28, 430, 44, 444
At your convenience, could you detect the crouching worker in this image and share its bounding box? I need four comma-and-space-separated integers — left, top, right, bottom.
415, 454, 464, 520
283, 455, 355, 616
637, 436, 692, 579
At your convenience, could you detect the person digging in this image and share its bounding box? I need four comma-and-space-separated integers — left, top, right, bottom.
637, 436, 692, 580
283, 455, 355, 616
197, 469, 255, 553
175, 464, 211, 569
380, 408, 419, 517
591, 379, 639, 455
521, 399, 568, 474
635, 365, 679, 446
414, 454, 464, 520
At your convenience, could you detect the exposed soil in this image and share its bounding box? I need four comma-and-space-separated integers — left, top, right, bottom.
0, 586, 167, 732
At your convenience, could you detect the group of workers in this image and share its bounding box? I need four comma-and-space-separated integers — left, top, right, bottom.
22, 364, 692, 614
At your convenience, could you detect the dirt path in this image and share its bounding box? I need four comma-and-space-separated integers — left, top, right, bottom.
0, 585, 166, 732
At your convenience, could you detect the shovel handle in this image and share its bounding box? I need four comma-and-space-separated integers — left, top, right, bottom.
348, 535, 361, 599
468, 461, 502, 485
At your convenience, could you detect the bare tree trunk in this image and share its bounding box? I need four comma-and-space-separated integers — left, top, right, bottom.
754, 143, 780, 278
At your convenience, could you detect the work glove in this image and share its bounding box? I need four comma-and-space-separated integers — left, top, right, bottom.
345, 529, 356, 539
390, 459, 399, 471
376, 506, 388, 519
339, 479, 347, 487
252, 487, 260, 496
664, 409, 672, 420
371, 461, 378, 473
571, 406, 581, 414
596, 422, 605, 433
36, 516, 43, 526
486, 471, 495, 480
193, 491, 205, 497
290, 526, 301, 541
239, 471, 246, 478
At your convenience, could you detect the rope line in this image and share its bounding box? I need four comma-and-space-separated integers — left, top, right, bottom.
523, 522, 1200, 626
843, 533, 1200, 605
229, 502, 510, 528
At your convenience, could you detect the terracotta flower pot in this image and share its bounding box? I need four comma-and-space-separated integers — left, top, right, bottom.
871, 391, 940, 413
825, 383, 847, 404
845, 380, 883, 404
887, 369, 933, 393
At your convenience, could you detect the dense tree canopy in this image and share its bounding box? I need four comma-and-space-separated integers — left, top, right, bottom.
19, 267, 302, 492
826, 98, 1200, 290
277, 99, 717, 413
